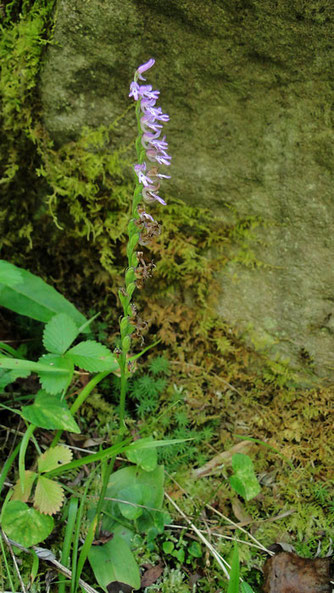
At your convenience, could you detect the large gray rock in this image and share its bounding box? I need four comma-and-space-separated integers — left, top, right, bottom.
40, 0, 334, 379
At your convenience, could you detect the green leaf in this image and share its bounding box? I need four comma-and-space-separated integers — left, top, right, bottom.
0, 356, 71, 374
1, 501, 54, 547
162, 541, 174, 554
34, 476, 64, 515
227, 542, 240, 593
65, 340, 119, 372
126, 437, 157, 472
12, 471, 37, 502
22, 392, 80, 433
241, 583, 256, 593
103, 466, 164, 534
38, 445, 73, 473
0, 368, 31, 392
0, 260, 87, 328
188, 541, 202, 558
37, 354, 74, 395
229, 454, 261, 501
43, 313, 79, 354
117, 484, 144, 520
88, 536, 140, 591
0, 261, 22, 286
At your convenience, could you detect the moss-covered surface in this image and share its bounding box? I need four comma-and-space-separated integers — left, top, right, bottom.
0, 1, 333, 591
39, 0, 334, 377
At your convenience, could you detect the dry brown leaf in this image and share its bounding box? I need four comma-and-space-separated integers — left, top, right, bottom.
193, 440, 255, 478
262, 552, 331, 593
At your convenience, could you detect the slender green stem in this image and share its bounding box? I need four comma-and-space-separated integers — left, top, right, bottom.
50, 370, 113, 448
19, 424, 36, 490
0, 442, 20, 496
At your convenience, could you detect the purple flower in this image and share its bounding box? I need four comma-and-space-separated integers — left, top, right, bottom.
136, 58, 155, 81
142, 187, 167, 206
134, 163, 153, 187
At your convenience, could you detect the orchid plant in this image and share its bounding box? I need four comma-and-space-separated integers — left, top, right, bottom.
0, 59, 175, 592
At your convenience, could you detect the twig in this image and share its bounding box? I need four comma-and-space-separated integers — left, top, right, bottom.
6, 539, 99, 593
167, 524, 269, 551
165, 492, 231, 580
206, 503, 273, 555
1, 530, 27, 593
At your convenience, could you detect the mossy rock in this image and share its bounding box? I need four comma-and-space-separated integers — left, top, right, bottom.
38, 0, 334, 378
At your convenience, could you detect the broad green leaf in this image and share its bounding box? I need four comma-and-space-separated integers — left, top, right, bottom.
88, 536, 140, 591
0, 260, 88, 328
0, 261, 22, 286
65, 340, 119, 372
227, 542, 240, 593
43, 313, 79, 354
34, 476, 64, 515
229, 454, 261, 501
103, 465, 164, 534
126, 437, 157, 471
37, 354, 74, 395
22, 391, 80, 433
1, 500, 54, 547
117, 485, 144, 520
38, 445, 73, 473
12, 471, 37, 502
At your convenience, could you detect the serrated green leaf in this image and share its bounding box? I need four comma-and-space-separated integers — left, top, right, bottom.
229, 454, 261, 501
0, 260, 88, 328
2, 501, 54, 547
34, 476, 64, 515
88, 536, 140, 591
0, 261, 22, 286
38, 445, 73, 473
126, 437, 157, 471
22, 391, 80, 433
0, 368, 31, 392
65, 340, 119, 372
37, 354, 74, 395
12, 471, 37, 502
43, 313, 79, 354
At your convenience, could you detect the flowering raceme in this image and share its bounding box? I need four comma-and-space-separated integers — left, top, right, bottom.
129, 59, 171, 208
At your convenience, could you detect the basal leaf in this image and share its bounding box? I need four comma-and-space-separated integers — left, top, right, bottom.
227, 542, 240, 593
229, 453, 261, 501
22, 391, 80, 433
12, 471, 37, 502
88, 536, 140, 591
0, 261, 88, 328
117, 485, 144, 520
65, 340, 119, 373
43, 313, 79, 354
38, 445, 73, 473
1, 501, 54, 547
34, 476, 64, 515
37, 354, 74, 395
126, 437, 157, 472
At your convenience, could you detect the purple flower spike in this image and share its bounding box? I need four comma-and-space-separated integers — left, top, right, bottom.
130, 59, 170, 208
136, 58, 155, 81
